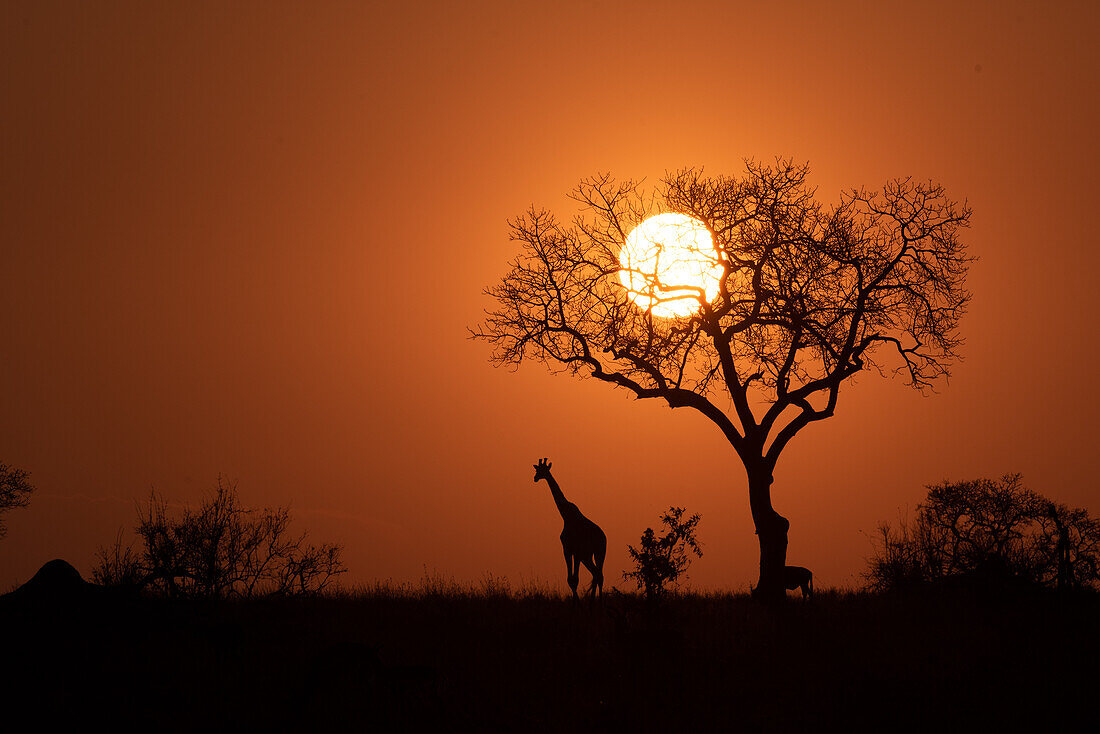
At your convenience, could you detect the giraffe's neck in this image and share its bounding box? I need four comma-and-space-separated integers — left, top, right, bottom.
543, 475, 572, 519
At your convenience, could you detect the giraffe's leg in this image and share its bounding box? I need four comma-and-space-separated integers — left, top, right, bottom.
594, 540, 606, 599
564, 550, 579, 599
562, 546, 571, 592
580, 556, 600, 598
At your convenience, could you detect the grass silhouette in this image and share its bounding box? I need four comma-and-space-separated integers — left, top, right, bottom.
3, 575, 1097, 730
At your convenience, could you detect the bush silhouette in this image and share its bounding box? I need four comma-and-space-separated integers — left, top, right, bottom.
866, 474, 1100, 592
0, 462, 34, 540
624, 507, 702, 600
93, 477, 346, 598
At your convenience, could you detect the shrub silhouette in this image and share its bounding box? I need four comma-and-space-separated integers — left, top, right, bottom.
93, 477, 346, 597
866, 474, 1100, 592
0, 462, 34, 540
624, 506, 702, 599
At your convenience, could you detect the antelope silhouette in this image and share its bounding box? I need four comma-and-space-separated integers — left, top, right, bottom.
783, 565, 813, 599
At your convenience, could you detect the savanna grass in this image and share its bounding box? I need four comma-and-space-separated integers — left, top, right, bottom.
4, 578, 1096, 731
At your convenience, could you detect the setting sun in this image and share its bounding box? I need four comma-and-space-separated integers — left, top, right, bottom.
618, 213, 722, 317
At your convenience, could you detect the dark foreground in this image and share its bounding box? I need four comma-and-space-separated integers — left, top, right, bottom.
2, 583, 1097, 731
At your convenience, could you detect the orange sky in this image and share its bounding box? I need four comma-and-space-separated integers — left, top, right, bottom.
2, 0, 1098, 592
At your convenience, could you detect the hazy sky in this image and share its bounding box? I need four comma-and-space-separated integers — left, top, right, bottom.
3, 0, 1098, 591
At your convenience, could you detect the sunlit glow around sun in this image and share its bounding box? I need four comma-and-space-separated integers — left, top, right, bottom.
618, 213, 722, 318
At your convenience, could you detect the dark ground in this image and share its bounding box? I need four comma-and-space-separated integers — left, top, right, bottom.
2, 581, 1097, 731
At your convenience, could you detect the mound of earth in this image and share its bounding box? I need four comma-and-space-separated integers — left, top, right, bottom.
3, 559, 94, 602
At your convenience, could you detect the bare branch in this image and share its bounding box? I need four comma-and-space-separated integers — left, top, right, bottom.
473, 161, 972, 469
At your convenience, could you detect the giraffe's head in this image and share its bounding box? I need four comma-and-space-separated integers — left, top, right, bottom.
533, 458, 552, 483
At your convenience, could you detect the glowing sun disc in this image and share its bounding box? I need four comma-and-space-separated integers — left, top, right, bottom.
618, 213, 721, 317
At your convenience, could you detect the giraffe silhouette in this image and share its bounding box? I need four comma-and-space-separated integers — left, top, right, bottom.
533, 458, 606, 600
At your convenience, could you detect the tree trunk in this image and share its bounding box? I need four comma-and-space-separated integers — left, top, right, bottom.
747, 464, 789, 601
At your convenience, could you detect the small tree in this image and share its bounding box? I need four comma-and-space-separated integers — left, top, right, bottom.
93, 477, 347, 597
0, 462, 35, 540
624, 507, 703, 599
1034, 502, 1100, 590
865, 474, 1100, 592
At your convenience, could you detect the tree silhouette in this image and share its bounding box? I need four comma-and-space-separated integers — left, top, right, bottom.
473, 160, 972, 599
865, 474, 1100, 592
0, 462, 34, 540
93, 477, 346, 597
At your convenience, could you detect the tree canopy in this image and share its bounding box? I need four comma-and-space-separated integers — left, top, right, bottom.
476, 160, 971, 470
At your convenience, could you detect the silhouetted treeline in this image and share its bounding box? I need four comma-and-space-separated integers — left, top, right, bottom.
93, 477, 345, 598
866, 474, 1100, 592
